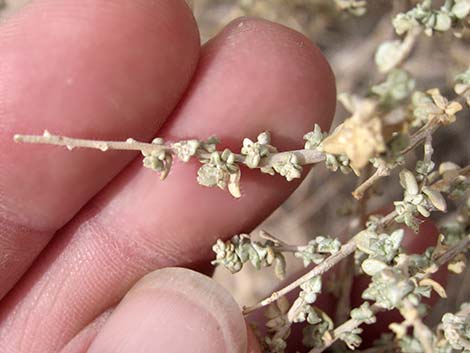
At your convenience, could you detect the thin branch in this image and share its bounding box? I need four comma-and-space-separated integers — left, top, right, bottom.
411, 314, 436, 353
421, 133, 434, 187
13, 131, 326, 169
352, 119, 440, 199
434, 234, 470, 268
384, 27, 422, 73
261, 149, 325, 167
309, 304, 383, 353
243, 205, 403, 315
400, 299, 435, 353
352, 161, 390, 199
399, 119, 440, 156
422, 134, 434, 168
336, 180, 370, 323
258, 229, 290, 246
12, 112, 443, 199
378, 210, 399, 230
334, 256, 355, 323
13, 131, 162, 154
243, 240, 357, 315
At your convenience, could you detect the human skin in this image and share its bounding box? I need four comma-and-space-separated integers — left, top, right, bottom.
0, 0, 335, 351
0, 1, 438, 352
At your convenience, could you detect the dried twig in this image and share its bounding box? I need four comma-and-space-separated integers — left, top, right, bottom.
243, 240, 357, 314
352, 119, 441, 199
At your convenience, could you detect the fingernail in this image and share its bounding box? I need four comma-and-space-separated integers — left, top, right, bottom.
86, 268, 248, 353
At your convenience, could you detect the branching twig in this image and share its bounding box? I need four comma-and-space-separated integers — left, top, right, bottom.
352, 160, 390, 199
411, 313, 436, 353
434, 234, 470, 268
336, 177, 370, 323
384, 27, 422, 73
399, 119, 440, 156
352, 119, 441, 199
243, 203, 405, 315
243, 240, 357, 314
310, 304, 383, 353
14, 130, 326, 169
421, 133, 434, 186
14, 131, 162, 154
13, 107, 447, 201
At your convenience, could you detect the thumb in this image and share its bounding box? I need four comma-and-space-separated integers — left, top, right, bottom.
85, 267, 260, 353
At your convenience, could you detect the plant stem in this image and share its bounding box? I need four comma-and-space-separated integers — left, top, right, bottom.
421, 133, 434, 187
243, 205, 402, 315
309, 304, 383, 353
377, 210, 399, 231
13, 131, 326, 169
399, 119, 439, 156
243, 240, 357, 315
434, 234, 470, 267
260, 149, 325, 166
411, 314, 436, 353
352, 119, 440, 200
336, 180, 369, 323
13, 131, 163, 154
384, 27, 422, 73
352, 161, 390, 199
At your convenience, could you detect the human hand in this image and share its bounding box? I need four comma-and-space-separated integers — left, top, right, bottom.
0, 1, 336, 352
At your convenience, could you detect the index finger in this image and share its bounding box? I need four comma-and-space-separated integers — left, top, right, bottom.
0, 0, 200, 298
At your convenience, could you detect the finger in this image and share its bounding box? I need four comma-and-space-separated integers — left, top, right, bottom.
85, 268, 260, 353
59, 311, 112, 353
0, 0, 199, 297
0, 17, 336, 352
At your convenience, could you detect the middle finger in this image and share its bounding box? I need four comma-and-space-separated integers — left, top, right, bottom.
0, 18, 335, 353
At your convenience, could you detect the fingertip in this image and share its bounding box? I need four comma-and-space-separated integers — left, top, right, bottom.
165, 16, 336, 149
222, 16, 337, 122
87, 268, 248, 353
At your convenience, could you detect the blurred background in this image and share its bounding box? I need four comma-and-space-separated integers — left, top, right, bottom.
1, 0, 469, 325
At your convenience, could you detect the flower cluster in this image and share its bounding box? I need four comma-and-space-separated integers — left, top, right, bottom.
288, 276, 323, 322
394, 169, 447, 231
339, 302, 377, 349
294, 235, 341, 267
302, 311, 334, 349
412, 89, 463, 128
211, 234, 287, 279
271, 153, 303, 182
393, 0, 470, 36
334, 0, 367, 16
304, 124, 353, 174
197, 148, 242, 198
371, 69, 416, 109
355, 229, 404, 274
241, 131, 277, 169
142, 138, 172, 180
264, 297, 291, 353
441, 303, 470, 352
